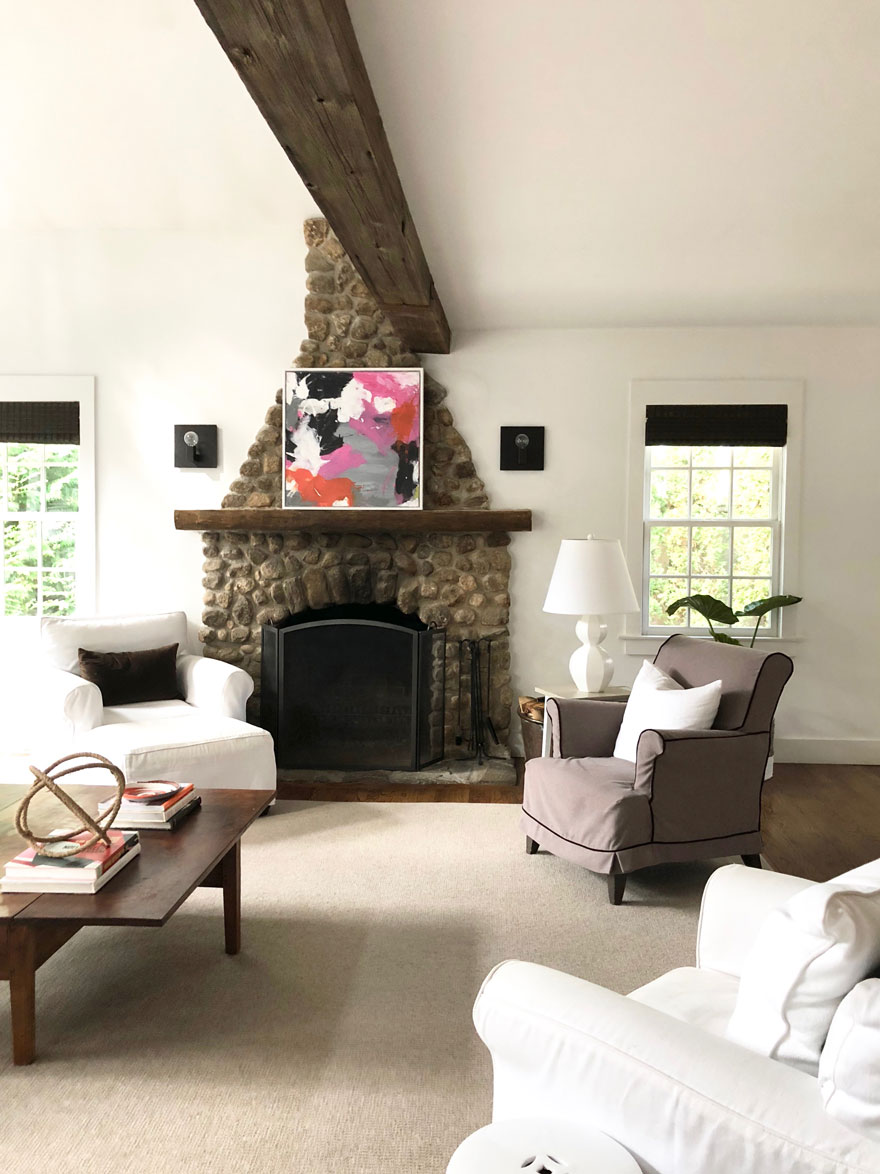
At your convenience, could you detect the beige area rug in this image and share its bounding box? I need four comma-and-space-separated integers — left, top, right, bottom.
0, 801, 728, 1173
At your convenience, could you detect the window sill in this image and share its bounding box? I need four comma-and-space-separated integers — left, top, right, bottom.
623, 634, 803, 657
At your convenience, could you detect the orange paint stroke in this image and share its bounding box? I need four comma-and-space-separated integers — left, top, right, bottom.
290, 468, 355, 507
390, 398, 418, 445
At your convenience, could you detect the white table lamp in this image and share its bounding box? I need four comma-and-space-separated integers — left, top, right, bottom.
543, 536, 639, 694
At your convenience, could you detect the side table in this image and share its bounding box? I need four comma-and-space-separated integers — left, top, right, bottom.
446, 1117, 642, 1173
535, 684, 630, 755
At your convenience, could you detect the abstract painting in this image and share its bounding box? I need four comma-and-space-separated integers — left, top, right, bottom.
283, 368, 423, 509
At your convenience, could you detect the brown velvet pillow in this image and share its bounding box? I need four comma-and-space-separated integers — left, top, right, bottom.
77, 643, 183, 706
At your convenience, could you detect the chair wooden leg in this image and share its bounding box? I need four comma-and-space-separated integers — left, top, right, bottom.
607, 873, 627, 905
525, 836, 539, 855
742, 854, 762, 869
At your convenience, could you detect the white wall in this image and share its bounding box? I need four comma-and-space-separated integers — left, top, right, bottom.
0, 2, 321, 629
1, 228, 307, 631
4, 300, 878, 762
2, 4, 878, 764
427, 328, 880, 762
0, 1, 318, 752
0, 227, 311, 755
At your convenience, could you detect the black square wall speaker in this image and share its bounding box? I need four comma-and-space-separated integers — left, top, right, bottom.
500, 426, 544, 470
174, 425, 218, 468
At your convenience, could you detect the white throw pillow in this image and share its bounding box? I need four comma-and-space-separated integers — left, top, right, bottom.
613, 659, 722, 763
726, 881, 880, 1075
41, 612, 188, 674
819, 978, 880, 1142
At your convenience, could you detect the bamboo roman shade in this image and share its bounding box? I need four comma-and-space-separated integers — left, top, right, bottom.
645, 404, 788, 447
0, 401, 80, 445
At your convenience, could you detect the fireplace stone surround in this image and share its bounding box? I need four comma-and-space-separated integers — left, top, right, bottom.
198, 218, 514, 768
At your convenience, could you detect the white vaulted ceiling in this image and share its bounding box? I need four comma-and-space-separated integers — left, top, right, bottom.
347, 0, 880, 328
0, 1, 318, 230
5, 1, 880, 331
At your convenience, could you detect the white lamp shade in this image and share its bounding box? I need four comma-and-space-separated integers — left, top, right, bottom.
543, 537, 640, 616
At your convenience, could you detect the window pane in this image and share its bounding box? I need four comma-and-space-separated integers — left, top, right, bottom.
691, 527, 730, 576
733, 446, 773, 467
41, 570, 75, 616
690, 577, 731, 605
733, 470, 771, 517
7, 445, 41, 512
649, 526, 689, 575
4, 519, 38, 568
649, 445, 690, 467
44, 444, 78, 466
43, 519, 76, 568
733, 527, 772, 576
692, 446, 731, 466
649, 470, 689, 518
4, 569, 38, 615
649, 577, 688, 626
691, 470, 730, 518
45, 463, 78, 512
732, 579, 774, 627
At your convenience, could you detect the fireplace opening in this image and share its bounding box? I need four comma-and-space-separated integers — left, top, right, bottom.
261, 603, 446, 771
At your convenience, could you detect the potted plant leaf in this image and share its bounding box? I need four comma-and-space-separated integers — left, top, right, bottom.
666, 593, 802, 646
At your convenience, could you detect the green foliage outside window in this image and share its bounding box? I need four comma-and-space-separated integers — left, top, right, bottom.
646, 445, 784, 633
1, 443, 77, 616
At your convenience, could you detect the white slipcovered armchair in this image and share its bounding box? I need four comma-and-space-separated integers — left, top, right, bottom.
39, 612, 276, 792
474, 861, 880, 1174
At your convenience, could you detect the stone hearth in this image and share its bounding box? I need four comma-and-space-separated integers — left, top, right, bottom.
199, 219, 515, 774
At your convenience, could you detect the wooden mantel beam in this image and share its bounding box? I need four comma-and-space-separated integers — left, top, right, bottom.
192, 0, 451, 354
175, 508, 532, 534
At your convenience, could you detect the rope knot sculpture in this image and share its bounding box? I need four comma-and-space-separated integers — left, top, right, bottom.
16, 752, 126, 859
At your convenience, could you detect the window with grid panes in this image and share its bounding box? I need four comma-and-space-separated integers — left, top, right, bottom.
0, 398, 82, 618
644, 444, 782, 635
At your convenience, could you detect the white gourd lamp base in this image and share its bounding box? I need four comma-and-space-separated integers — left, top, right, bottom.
569, 615, 613, 693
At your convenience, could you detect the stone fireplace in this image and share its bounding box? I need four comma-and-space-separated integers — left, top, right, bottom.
197, 218, 514, 769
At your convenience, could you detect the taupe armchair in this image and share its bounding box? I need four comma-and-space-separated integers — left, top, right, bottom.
522, 635, 794, 904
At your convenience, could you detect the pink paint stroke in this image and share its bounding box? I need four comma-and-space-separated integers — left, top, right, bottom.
318, 442, 366, 480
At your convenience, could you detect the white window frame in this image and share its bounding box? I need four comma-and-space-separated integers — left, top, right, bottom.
0, 375, 95, 632
624, 379, 803, 653
643, 445, 783, 636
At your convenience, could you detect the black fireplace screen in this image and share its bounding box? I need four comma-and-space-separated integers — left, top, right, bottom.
261, 603, 445, 771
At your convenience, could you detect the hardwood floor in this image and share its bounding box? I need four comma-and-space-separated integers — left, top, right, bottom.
275, 766, 525, 804
761, 762, 880, 881
278, 761, 880, 883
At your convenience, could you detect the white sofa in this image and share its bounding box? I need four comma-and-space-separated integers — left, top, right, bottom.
39, 612, 276, 792
473, 862, 880, 1174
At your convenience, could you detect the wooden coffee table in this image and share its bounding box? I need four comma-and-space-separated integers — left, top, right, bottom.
0, 784, 274, 1064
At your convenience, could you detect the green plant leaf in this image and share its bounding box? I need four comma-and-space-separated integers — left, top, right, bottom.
666, 594, 740, 626
712, 632, 742, 645
735, 594, 803, 618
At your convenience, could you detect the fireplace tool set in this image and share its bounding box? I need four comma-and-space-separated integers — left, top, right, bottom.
454, 638, 503, 764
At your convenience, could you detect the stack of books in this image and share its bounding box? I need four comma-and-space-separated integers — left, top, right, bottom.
1, 829, 140, 894
99, 781, 201, 831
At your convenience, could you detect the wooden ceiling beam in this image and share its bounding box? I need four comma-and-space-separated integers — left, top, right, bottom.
192, 0, 451, 353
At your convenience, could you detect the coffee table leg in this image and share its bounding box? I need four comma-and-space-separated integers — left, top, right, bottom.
8, 925, 36, 1065
221, 840, 241, 955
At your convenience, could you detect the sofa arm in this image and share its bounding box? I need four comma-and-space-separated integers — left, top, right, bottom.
40, 668, 103, 743
632, 728, 770, 845
697, 863, 814, 978
546, 698, 626, 758
177, 654, 254, 721
474, 959, 880, 1174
